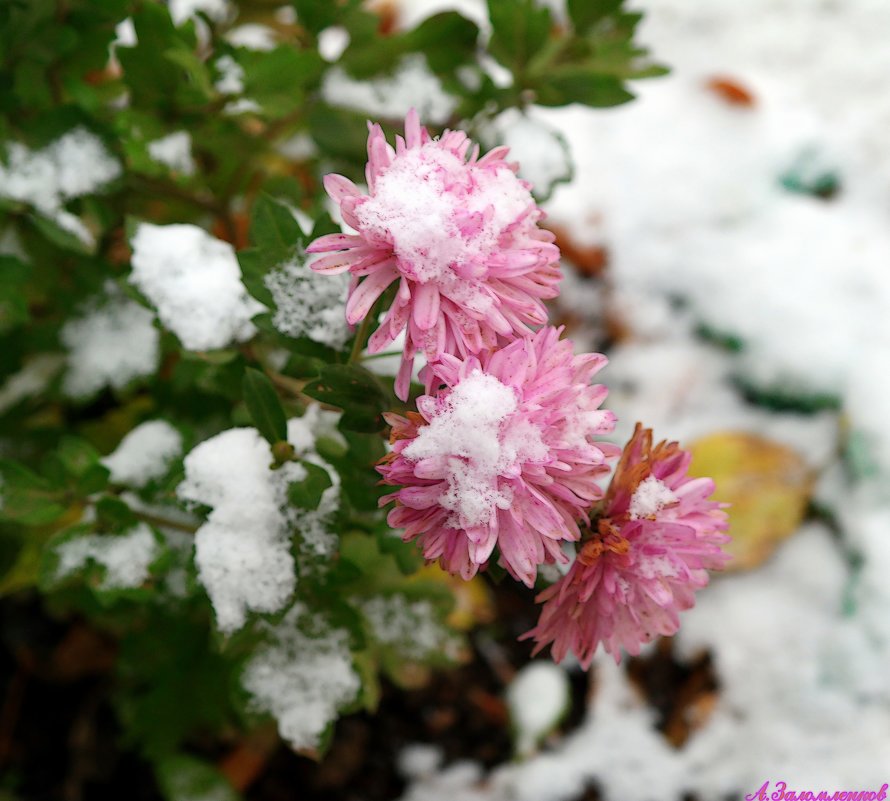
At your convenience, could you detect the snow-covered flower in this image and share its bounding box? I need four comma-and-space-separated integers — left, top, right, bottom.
523, 424, 730, 666
306, 109, 562, 400
376, 327, 617, 586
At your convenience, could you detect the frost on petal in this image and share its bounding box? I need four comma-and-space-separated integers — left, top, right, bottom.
378, 327, 617, 585
102, 420, 183, 488
54, 523, 159, 590
130, 223, 266, 351
307, 111, 562, 400
61, 287, 160, 399
264, 254, 350, 350
241, 604, 360, 751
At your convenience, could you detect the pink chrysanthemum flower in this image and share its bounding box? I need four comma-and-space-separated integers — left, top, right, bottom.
306, 109, 562, 400
522, 424, 730, 666
376, 326, 618, 586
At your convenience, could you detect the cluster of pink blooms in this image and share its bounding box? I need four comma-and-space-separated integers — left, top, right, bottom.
308, 110, 730, 665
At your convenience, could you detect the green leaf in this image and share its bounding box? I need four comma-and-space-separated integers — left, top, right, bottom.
487, 0, 552, 71
0, 460, 67, 526
405, 12, 479, 74
242, 368, 288, 445
240, 47, 324, 119
249, 193, 305, 256
288, 461, 333, 510
303, 364, 387, 433
532, 69, 634, 107
567, 0, 623, 33
57, 435, 101, 478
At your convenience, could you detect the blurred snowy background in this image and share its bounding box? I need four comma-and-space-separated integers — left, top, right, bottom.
367, 0, 890, 797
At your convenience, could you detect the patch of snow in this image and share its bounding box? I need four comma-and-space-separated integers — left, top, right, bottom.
226, 24, 277, 51
0, 355, 64, 414
628, 476, 678, 520
102, 420, 183, 488
318, 26, 350, 62
129, 222, 265, 351
403, 370, 547, 528
61, 287, 159, 399
147, 131, 195, 176
177, 409, 341, 632
168, 0, 231, 26
483, 109, 571, 198
264, 252, 350, 349
55, 523, 159, 590
177, 427, 304, 633
322, 54, 457, 125
214, 55, 244, 95
241, 604, 360, 751
0, 128, 121, 247
362, 595, 454, 660
506, 662, 570, 757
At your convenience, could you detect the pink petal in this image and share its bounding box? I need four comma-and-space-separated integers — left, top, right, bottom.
345, 266, 398, 324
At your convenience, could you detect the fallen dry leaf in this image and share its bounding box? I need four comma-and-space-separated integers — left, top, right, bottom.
689, 431, 814, 571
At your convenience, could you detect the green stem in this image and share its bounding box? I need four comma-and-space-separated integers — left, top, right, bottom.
132, 509, 199, 535
348, 315, 374, 365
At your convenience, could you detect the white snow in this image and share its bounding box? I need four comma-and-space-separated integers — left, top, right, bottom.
628, 476, 678, 520
322, 54, 457, 125
317, 26, 350, 62
403, 370, 547, 528
483, 109, 571, 198
168, 0, 230, 25
55, 523, 159, 590
263, 253, 351, 349
177, 427, 304, 633
177, 410, 341, 632
214, 55, 244, 95
60, 287, 160, 398
241, 604, 360, 751
0, 128, 121, 246
506, 662, 570, 757
355, 141, 531, 293
361, 594, 455, 660
0, 355, 64, 414
147, 131, 195, 176
225, 24, 277, 51
102, 420, 183, 488
129, 223, 265, 351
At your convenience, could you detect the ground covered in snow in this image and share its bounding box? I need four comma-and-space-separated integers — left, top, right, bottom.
382, 0, 890, 798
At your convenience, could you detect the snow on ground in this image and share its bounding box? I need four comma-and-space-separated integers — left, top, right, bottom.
129, 223, 265, 351
389, 0, 890, 797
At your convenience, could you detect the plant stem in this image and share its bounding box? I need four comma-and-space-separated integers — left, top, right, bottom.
132, 509, 199, 535
349, 315, 374, 365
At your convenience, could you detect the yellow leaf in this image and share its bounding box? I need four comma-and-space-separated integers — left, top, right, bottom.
689, 432, 814, 572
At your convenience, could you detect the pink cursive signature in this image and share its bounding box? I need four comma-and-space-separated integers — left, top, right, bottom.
746, 782, 889, 801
